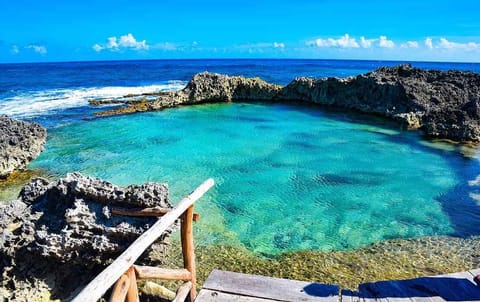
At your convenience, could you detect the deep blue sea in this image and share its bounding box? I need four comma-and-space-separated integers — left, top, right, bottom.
1, 59, 480, 255
2, 59, 480, 127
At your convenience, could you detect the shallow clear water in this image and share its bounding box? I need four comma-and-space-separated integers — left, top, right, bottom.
29, 102, 480, 255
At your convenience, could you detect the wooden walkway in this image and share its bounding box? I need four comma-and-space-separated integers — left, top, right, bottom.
196, 269, 480, 302
196, 270, 339, 301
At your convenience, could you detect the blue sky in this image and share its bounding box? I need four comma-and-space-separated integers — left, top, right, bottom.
1, 0, 479, 63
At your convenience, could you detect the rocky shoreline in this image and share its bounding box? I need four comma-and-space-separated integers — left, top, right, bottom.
0, 173, 174, 300
91, 64, 480, 143
0, 116, 47, 178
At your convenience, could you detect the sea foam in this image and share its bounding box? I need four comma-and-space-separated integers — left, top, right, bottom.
0, 81, 186, 118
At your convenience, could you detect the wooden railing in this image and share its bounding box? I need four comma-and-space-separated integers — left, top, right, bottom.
72, 178, 215, 302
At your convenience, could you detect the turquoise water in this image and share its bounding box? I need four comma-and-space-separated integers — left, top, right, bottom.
30, 103, 480, 255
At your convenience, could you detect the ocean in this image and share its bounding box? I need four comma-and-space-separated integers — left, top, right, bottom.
1, 59, 480, 256
2, 59, 480, 126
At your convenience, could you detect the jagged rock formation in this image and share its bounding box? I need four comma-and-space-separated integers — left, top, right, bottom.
275, 64, 480, 142
0, 173, 173, 300
0, 116, 47, 178
91, 66, 480, 142
94, 72, 281, 116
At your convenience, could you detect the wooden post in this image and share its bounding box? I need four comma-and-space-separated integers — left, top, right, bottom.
181, 205, 196, 302
126, 266, 139, 302
72, 178, 214, 302
173, 281, 193, 302
108, 274, 130, 302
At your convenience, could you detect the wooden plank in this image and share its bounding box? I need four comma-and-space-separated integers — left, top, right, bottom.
424, 270, 480, 301
195, 289, 276, 302
468, 268, 480, 282
173, 281, 192, 302
202, 270, 339, 302
134, 266, 192, 281
181, 205, 197, 301
111, 206, 200, 221
359, 280, 438, 302
72, 178, 214, 302
358, 270, 480, 302
108, 274, 130, 302
111, 206, 171, 217
340, 289, 360, 302
360, 281, 412, 302
407, 298, 444, 302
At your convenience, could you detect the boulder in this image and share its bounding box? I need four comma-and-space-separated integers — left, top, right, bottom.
0, 116, 47, 178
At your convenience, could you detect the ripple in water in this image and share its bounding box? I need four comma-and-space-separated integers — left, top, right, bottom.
29, 103, 480, 255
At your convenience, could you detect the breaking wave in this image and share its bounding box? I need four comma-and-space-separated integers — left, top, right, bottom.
0, 80, 186, 118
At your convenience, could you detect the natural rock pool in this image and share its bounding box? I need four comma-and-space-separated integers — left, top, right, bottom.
28, 102, 480, 256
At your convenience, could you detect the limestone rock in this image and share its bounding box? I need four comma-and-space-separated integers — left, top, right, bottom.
95, 72, 281, 115
0, 116, 47, 178
2, 172, 172, 264
92, 66, 480, 142
0, 173, 174, 300
276, 64, 480, 142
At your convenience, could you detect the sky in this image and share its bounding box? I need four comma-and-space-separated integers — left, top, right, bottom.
1, 0, 479, 63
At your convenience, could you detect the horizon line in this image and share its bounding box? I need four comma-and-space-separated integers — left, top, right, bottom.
2, 57, 480, 66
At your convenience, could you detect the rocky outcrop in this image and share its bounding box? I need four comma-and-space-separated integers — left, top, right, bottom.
0, 116, 47, 178
276, 64, 480, 142
1, 172, 172, 263
92, 66, 480, 142
0, 173, 173, 300
93, 72, 281, 116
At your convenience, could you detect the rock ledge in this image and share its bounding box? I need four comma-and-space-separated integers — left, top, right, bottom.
0, 116, 47, 178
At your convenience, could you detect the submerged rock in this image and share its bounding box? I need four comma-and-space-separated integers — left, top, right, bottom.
0, 116, 47, 178
0, 173, 173, 300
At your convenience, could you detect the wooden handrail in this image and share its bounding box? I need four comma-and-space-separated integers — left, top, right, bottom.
72, 178, 214, 302
134, 266, 192, 281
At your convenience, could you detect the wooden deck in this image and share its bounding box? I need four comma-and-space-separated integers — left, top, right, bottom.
196, 270, 339, 301
195, 269, 480, 302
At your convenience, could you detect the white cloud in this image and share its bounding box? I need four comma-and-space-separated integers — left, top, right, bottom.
425, 38, 433, 49
118, 33, 148, 50
92, 44, 103, 52
234, 42, 287, 50
307, 34, 397, 49
400, 41, 419, 48
360, 36, 376, 48
93, 33, 149, 52
307, 34, 360, 48
437, 38, 480, 50
378, 36, 395, 48
25, 45, 47, 55
10, 45, 19, 54
107, 37, 118, 49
